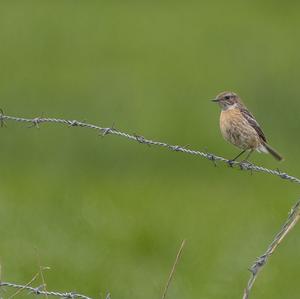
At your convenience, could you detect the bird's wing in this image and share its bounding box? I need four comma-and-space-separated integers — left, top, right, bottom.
240, 108, 267, 142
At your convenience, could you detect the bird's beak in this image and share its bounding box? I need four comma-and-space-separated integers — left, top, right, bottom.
211, 98, 219, 102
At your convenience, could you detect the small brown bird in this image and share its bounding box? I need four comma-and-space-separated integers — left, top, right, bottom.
212, 91, 283, 161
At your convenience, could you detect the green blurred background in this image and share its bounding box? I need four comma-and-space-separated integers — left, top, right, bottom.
0, 1, 300, 299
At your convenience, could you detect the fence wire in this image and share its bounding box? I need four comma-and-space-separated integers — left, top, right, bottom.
1, 112, 299, 185
0, 281, 94, 299
243, 199, 300, 299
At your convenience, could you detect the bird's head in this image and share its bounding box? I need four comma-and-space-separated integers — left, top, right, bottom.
212, 91, 242, 111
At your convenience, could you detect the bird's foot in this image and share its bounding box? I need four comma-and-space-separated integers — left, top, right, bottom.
239, 160, 253, 170
227, 160, 236, 167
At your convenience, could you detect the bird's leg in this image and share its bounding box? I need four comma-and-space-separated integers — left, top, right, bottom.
239, 150, 254, 165
228, 149, 246, 166
232, 150, 246, 161
244, 149, 254, 162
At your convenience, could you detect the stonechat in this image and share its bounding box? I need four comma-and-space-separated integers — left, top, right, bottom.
212, 91, 283, 161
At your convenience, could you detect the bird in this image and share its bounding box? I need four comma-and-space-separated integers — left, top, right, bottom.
212, 91, 283, 162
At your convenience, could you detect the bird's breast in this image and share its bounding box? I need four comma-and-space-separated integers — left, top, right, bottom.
220, 108, 245, 136
219, 108, 260, 149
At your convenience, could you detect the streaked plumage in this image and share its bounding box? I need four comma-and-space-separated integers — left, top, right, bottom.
213, 91, 283, 161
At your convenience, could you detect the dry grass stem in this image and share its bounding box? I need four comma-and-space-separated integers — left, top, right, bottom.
161, 239, 186, 299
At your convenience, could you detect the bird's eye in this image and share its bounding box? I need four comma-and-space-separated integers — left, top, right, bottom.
224, 95, 230, 100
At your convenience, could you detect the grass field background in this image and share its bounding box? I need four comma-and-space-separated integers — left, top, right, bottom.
0, 2, 300, 299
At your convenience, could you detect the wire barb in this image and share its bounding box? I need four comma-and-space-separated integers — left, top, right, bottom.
100, 122, 117, 137
205, 150, 217, 167
68, 120, 80, 127
239, 161, 252, 171
28, 116, 42, 129
133, 134, 147, 145
0, 109, 7, 128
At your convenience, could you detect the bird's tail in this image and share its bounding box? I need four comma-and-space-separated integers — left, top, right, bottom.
262, 142, 284, 161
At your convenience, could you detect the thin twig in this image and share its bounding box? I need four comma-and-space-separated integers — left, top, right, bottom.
161, 239, 186, 299
1, 113, 299, 185
243, 199, 300, 299
8, 272, 40, 299
35, 250, 50, 299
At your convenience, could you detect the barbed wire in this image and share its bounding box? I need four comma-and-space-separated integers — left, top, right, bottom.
1, 112, 299, 185
243, 199, 300, 299
0, 281, 95, 299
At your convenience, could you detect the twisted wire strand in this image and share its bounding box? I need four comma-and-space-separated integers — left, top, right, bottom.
243, 199, 300, 299
0, 281, 92, 299
1, 113, 299, 184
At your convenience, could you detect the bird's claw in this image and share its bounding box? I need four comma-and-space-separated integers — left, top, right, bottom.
239, 160, 253, 170
227, 160, 235, 167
